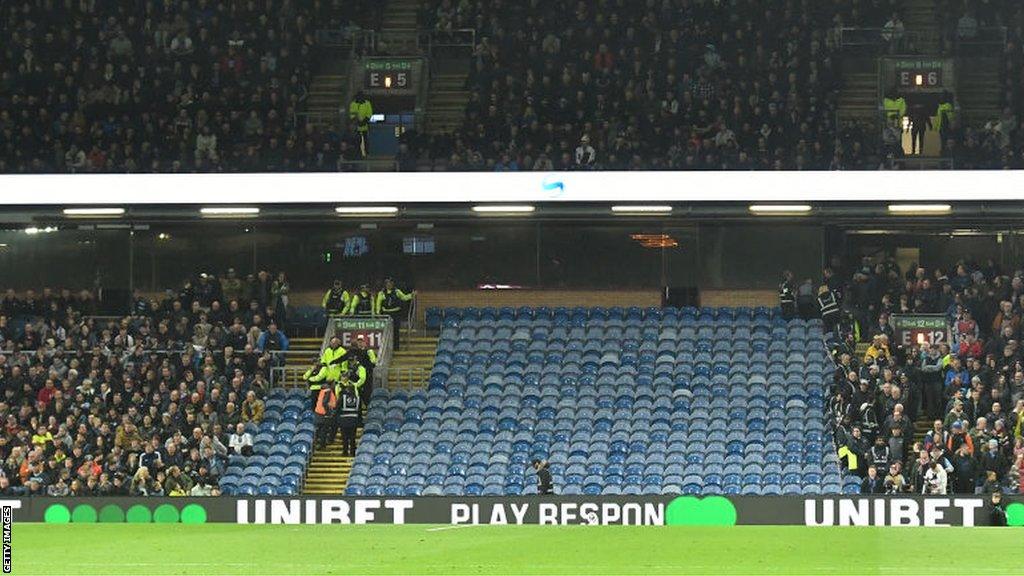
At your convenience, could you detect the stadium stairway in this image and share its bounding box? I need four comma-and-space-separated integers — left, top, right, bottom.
302, 428, 364, 495
958, 58, 1002, 124
377, 0, 420, 55
278, 337, 324, 388
901, 0, 940, 54
425, 73, 471, 134
302, 335, 436, 494
838, 70, 880, 123
305, 73, 350, 129
388, 334, 439, 389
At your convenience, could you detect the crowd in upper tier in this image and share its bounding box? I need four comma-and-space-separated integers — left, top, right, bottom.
401, 0, 895, 171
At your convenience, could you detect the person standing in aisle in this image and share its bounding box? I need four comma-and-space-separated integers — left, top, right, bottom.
336, 385, 361, 457
532, 459, 554, 495
818, 284, 842, 337
348, 335, 378, 394
375, 278, 415, 350
779, 270, 796, 320
346, 283, 375, 316
303, 336, 347, 406
313, 384, 338, 450
322, 280, 351, 316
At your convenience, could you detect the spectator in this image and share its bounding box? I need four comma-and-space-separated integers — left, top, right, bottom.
923, 460, 949, 494
0, 270, 289, 496
241, 391, 264, 424
883, 462, 907, 493
861, 465, 885, 494
403, 0, 869, 171
229, 423, 254, 456
0, 3, 351, 174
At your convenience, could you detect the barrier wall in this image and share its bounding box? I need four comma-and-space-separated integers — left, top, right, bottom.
3, 496, 1022, 527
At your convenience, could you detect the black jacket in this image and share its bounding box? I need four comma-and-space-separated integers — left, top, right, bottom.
536, 466, 553, 494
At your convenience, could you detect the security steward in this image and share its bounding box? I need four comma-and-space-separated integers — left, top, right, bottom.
346, 283, 375, 316
532, 459, 553, 495
336, 385, 361, 457
313, 383, 338, 450
348, 91, 373, 157
322, 280, 351, 316
348, 334, 378, 396
303, 336, 348, 406
818, 284, 842, 337
375, 278, 415, 350
779, 271, 796, 320
342, 358, 369, 410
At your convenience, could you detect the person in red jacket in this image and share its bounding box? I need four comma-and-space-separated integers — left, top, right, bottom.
958, 333, 983, 360
36, 379, 57, 407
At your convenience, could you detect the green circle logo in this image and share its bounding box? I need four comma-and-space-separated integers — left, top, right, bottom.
665, 496, 737, 526
99, 504, 126, 523
43, 504, 71, 524
1006, 503, 1024, 527
126, 504, 153, 523
153, 504, 180, 523
71, 505, 98, 523
180, 504, 208, 524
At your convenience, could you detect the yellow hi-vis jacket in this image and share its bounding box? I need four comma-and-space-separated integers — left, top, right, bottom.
303, 345, 348, 390
375, 287, 414, 315
935, 101, 955, 131
341, 363, 368, 398
883, 97, 906, 123
349, 99, 373, 133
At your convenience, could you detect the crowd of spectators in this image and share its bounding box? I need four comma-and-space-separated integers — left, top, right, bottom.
0, 268, 294, 497
402, 0, 893, 171
806, 256, 1024, 494
933, 0, 1024, 168
0, 0, 378, 174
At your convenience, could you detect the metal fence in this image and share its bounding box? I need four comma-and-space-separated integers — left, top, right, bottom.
890, 156, 955, 170
336, 159, 400, 172
387, 366, 429, 390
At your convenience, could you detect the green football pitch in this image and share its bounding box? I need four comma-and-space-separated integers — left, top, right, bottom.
12, 524, 1024, 575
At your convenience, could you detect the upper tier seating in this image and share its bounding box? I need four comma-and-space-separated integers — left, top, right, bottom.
348, 307, 846, 496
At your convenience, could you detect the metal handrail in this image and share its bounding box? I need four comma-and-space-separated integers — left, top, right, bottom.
418, 28, 476, 53
890, 157, 955, 170
952, 26, 1007, 47
337, 159, 399, 172
387, 366, 429, 390
292, 110, 342, 128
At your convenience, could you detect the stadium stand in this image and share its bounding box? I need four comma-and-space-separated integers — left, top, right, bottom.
0, 1, 380, 173
0, 272, 316, 497
345, 306, 846, 497
937, 0, 1023, 168
808, 256, 1024, 495
402, 0, 892, 171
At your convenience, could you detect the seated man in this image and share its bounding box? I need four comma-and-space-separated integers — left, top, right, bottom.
228, 423, 253, 456
240, 391, 264, 423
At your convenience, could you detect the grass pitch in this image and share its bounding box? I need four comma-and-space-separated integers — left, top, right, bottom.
13, 524, 1024, 575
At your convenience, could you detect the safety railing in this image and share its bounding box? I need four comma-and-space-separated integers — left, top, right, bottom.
836, 26, 939, 55
316, 27, 476, 58
951, 26, 1007, 55
418, 28, 476, 58
337, 158, 400, 172
387, 366, 430, 390
292, 110, 343, 129
890, 156, 955, 170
